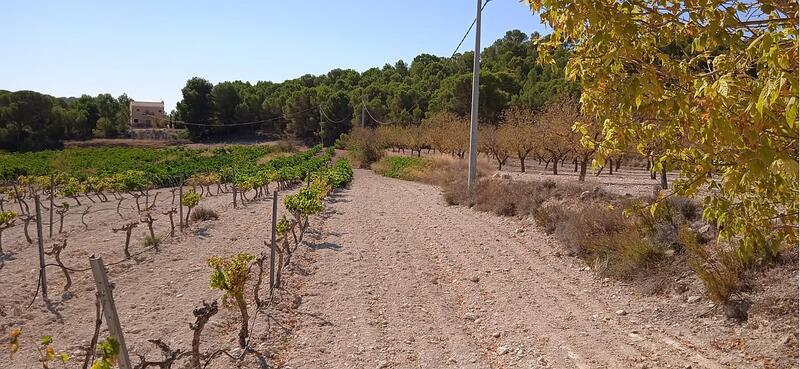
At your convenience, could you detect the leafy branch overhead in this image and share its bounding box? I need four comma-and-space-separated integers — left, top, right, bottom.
527, 0, 798, 260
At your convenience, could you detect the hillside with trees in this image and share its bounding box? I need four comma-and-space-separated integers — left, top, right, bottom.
0, 90, 132, 152
174, 30, 576, 143
0, 30, 575, 151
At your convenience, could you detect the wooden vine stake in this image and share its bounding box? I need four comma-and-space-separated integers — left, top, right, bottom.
34, 195, 48, 300
270, 191, 278, 294
90, 256, 132, 369
179, 179, 184, 232
49, 175, 54, 238
232, 167, 238, 209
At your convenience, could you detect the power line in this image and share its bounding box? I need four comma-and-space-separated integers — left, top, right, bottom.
318, 108, 352, 124
156, 105, 320, 127
360, 98, 393, 126
452, 0, 492, 58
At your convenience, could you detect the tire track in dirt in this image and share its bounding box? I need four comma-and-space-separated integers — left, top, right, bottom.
280, 170, 765, 369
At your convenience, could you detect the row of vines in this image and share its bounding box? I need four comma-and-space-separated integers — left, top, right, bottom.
2, 144, 354, 368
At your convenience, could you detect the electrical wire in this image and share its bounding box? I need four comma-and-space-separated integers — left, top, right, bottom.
156, 105, 320, 127
452, 0, 493, 58
318, 108, 352, 124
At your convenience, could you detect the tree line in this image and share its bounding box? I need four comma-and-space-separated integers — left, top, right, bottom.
0, 90, 132, 151
366, 96, 634, 182
170, 30, 576, 143
0, 30, 574, 151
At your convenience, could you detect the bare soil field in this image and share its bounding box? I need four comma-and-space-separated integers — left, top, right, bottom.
386, 150, 680, 198
1, 168, 796, 369
1, 186, 291, 368
277, 170, 797, 368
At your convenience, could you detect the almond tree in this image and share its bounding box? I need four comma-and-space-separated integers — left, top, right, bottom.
478, 125, 510, 170
528, 0, 799, 260
536, 98, 578, 175
499, 106, 537, 172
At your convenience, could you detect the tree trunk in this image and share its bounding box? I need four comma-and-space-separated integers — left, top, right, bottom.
552, 155, 559, 175
519, 155, 526, 173
650, 158, 657, 179
608, 159, 614, 174
573, 157, 579, 172
615, 158, 622, 171
578, 158, 589, 181
237, 298, 249, 348
660, 166, 668, 189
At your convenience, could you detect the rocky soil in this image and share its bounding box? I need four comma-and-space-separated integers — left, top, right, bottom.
1, 168, 796, 369
276, 169, 797, 369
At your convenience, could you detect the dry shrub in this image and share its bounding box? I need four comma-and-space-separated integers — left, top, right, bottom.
444, 175, 587, 217
666, 197, 702, 222
275, 140, 296, 152
553, 205, 664, 277
445, 175, 665, 277
347, 128, 383, 168
681, 227, 741, 302
191, 207, 219, 222
144, 235, 160, 247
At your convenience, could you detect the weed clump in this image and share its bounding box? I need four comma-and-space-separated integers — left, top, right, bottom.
191, 207, 219, 222
144, 235, 161, 247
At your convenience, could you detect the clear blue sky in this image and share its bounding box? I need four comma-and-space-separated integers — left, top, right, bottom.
1, 0, 547, 111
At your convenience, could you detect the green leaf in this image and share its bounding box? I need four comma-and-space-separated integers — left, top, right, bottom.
787, 100, 797, 128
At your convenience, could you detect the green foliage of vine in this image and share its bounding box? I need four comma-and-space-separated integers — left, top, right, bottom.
181, 190, 201, 209
90, 337, 120, 369
207, 253, 255, 307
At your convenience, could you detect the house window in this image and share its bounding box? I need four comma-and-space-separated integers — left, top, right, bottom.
136, 108, 140, 111
134, 118, 139, 123
158, 110, 162, 113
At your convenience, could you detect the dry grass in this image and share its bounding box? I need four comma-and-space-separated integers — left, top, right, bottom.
274, 140, 296, 152
681, 227, 741, 302
444, 176, 672, 278
191, 207, 219, 222
144, 235, 161, 247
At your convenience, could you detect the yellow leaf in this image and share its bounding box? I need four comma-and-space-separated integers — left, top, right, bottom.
717, 79, 728, 97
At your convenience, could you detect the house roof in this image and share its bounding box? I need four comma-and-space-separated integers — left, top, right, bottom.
131, 101, 164, 108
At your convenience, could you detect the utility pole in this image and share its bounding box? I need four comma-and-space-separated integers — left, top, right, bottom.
467, 0, 482, 188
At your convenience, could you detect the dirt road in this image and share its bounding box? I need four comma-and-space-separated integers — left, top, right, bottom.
279, 169, 794, 369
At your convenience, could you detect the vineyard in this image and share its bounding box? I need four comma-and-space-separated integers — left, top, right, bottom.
0, 144, 353, 368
